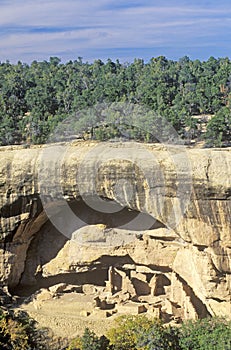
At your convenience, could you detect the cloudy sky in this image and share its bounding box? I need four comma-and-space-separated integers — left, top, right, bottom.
0, 0, 231, 63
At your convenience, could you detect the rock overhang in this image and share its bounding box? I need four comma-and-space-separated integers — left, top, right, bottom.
0, 141, 230, 321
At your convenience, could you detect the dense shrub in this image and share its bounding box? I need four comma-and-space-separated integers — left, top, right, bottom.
0, 307, 67, 350
106, 314, 154, 350
205, 107, 231, 146
179, 317, 231, 350
0, 307, 48, 349
67, 328, 109, 350
138, 323, 180, 350
68, 316, 231, 350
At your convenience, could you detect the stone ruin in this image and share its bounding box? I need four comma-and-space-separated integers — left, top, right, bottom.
89, 265, 201, 322
25, 263, 205, 323
1, 144, 230, 325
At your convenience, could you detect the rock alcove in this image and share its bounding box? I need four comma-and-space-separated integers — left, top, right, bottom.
8, 196, 165, 297
0, 143, 230, 324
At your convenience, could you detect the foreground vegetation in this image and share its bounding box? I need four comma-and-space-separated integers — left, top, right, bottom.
68, 315, 231, 350
1, 307, 230, 350
0, 56, 230, 146
0, 307, 67, 349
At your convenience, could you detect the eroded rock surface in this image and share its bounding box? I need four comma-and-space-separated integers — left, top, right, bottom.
0, 141, 230, 322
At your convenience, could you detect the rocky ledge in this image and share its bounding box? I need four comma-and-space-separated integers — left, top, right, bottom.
0, 141, 230, 322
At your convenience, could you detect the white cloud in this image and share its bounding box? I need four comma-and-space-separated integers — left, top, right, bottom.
0, 0, 230, 62
0, 0, 109, 27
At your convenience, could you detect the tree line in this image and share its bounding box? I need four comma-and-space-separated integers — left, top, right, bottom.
0, 56, 230, 146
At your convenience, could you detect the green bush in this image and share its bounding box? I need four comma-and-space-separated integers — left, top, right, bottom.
205, 107, 231, 146
66, 336, 82, 350
67, 328, 109, 350
0, 307, 48, 349
106, 314, 155, 350
179, 317, 231, 350
0, 307, 66, 350
138, 324, 180, 350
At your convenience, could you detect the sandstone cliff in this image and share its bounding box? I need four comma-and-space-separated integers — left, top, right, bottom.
0, 141, 230, 321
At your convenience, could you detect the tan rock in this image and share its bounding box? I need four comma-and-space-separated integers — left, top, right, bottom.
49, 283, 67, 295
0, 142, 230, 322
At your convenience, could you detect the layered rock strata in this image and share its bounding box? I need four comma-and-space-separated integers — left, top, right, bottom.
0, 142, 230, 320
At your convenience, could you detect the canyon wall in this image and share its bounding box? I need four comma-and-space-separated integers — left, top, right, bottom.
0, 141, 230, 321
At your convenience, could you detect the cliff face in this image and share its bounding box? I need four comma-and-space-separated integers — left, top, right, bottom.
0, 142, 230, 321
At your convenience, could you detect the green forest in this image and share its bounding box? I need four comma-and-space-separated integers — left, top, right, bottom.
0, 56, 230, 146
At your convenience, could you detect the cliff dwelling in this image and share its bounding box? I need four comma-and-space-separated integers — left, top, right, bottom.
5, 196, 211, 325
7, 196, 164, 295
0, 143, 230, 337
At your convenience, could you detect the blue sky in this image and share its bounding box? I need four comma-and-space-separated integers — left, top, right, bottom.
0, 0, 231, 63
